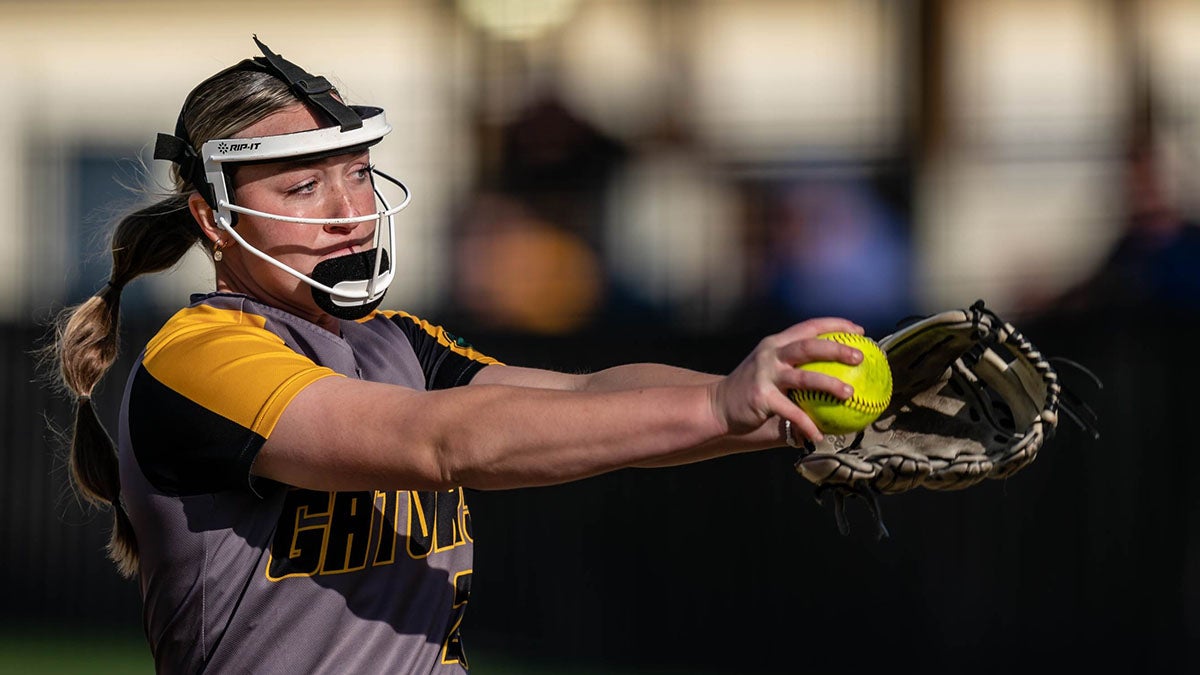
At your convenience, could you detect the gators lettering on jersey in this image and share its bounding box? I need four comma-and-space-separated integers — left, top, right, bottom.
117, 293, 498, 674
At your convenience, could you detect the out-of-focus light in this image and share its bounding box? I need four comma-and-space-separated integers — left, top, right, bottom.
689, 0, 902, 161
604, 149, 743, 328
558, 1, 664, 140
457, 0, 582, 41
947, 0, 1125, 150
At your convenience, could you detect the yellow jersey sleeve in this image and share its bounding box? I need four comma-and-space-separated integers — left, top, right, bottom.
129, 304, 340, 496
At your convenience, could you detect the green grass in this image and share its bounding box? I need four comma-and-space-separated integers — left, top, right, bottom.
0, 629, 152, 675
0, 629, 723, 674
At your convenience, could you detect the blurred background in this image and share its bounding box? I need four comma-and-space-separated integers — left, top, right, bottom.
2, 0, 1199, 672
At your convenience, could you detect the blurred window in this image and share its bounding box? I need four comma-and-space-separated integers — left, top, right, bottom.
66, 147, 155, 310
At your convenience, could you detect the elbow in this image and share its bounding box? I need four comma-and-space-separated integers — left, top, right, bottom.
431, 453, 464, 491
424, 436, 480, 491
429, 454, 508, 491
427, 446, 518, 491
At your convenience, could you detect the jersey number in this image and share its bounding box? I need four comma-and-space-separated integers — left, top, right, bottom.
441, 569, 472, 667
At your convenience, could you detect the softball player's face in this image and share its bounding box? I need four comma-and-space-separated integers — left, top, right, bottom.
218, 105, 379, 318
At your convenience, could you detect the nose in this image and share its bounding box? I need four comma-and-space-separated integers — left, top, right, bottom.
322, 179, 368, 234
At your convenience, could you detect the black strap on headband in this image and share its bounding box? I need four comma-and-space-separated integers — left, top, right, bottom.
154, 133, 217, 207
154, 36, 366, 209
251, 36, 362, 132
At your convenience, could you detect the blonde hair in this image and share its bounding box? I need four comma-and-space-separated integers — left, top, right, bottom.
43, 67, 304, 578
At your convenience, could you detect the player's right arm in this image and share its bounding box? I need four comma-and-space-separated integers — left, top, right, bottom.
256, 317, 861, 492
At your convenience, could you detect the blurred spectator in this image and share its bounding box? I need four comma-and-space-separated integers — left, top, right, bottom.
603, 121, 744, 330
450, 94, 627, 333
1056, 138, 1200, 314
491, 95, 627, 248
452, 193, 602, 334
759, 176, 913, 332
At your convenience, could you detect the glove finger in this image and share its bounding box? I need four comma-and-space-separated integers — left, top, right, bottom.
866, 448, 935, 494
923, 453, 994, 490
796, 449, 880, 486
988, 425, 1046, 478
798, 442, 936, 493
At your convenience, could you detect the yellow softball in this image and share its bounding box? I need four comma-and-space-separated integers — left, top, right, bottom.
789, 332, 893, 435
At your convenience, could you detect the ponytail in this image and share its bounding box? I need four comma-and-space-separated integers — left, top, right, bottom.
44, 60, 303, 579
45, 194, 202, 578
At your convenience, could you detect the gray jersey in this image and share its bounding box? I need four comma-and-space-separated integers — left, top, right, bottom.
118, 293, 497, 674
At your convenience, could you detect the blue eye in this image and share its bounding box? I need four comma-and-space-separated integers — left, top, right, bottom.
289, 180, 317, 194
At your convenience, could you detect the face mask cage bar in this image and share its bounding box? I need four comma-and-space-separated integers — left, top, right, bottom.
217, 165, 410, 306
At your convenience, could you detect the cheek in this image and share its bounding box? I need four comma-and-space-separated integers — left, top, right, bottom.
237, 218, 318, 254
354, 186, 378, 216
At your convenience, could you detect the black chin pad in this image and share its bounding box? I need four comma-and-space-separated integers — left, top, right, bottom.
310, 249, 390, 320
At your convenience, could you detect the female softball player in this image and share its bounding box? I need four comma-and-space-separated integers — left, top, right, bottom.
46, 38, 864, 674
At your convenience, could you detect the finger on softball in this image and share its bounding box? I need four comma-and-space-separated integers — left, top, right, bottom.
777, 336, 863, 368
769, 390, 824, 442
790, 412, 824, 443
775, 317, 864, 343
782, 368, 853, 401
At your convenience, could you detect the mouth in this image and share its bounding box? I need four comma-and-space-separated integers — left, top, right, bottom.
319, 239, 373, 261
309, 247, 393, 319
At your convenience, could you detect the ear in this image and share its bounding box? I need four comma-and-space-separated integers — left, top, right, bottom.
188, 193, 224, 245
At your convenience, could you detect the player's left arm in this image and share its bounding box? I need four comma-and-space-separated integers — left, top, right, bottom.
471, 363, 804, 467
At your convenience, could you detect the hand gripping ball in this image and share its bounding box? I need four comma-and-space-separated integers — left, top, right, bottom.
790, 332, 893, 435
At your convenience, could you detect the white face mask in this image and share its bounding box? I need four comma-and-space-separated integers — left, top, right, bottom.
164, 107, 411, 319
155, 39, 412, 320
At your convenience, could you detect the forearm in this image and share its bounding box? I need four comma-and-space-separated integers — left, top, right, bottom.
576, 363, 720, 392
581, 366, 789, 466
632, 418, 788, 467
472, 364, 791, 469
426, 377, 784, 474
426, 384, 726, 488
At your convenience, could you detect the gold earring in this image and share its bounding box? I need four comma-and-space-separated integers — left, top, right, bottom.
213, 240, 224, 262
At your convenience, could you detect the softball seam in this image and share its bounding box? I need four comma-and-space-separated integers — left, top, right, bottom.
792, 389, 889, 415
793, 333, 890, 415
